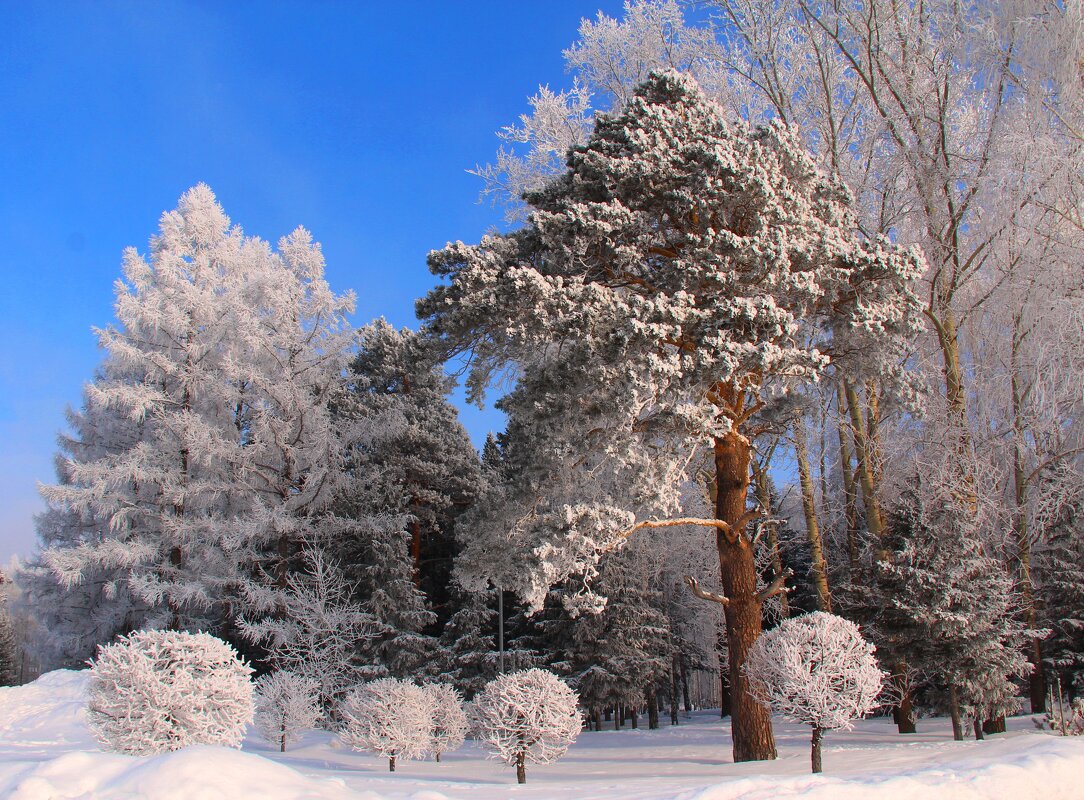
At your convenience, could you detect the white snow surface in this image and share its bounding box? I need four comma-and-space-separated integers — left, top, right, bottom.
2, 670, 1084, 799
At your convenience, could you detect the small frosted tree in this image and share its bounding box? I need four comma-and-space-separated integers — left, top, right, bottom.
339, 678, 431, 771
744, 612, 884, 773
423, 682, 469, 762
254, 671, 321, 752
473, 668, 581, 784
86, 630, 254, 755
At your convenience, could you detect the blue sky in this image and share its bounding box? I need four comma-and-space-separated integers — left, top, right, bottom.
0, 0, 627, 563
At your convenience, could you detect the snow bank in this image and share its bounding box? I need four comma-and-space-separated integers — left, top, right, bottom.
675, 734, 1084, 800
0, 671, 370, 800
3, 671, 1084, 800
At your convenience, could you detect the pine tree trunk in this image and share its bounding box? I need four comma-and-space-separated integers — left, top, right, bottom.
982, 716, 1005, 735
794, 422, 832, 613
647, 691, 659, 729
680, 661, 691, 714
669, 661, 679, 726
516, 751, 526, 784
630, 706, 638, 729
973, 718, 984, 741
811, 725, 824, 774
714, 429, 777, 762
949, 685, 964, 741
894, 669, 917, 734
592, 709, 603, 731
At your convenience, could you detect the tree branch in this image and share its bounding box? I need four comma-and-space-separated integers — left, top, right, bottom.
684, 575, 729, 606
617, 516, 734, 542
757, 567, 794, 604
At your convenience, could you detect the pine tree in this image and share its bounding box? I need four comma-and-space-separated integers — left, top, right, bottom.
421, 71, 922, 761
570, 546, 670, 728
1035, 495, 1084, 698
877, 477, 1033, 739
438, 589, 499, 699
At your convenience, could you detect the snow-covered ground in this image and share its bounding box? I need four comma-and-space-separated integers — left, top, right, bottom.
2, 671, 1083, 800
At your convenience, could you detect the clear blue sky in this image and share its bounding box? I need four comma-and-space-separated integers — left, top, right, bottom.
0, 0, 627, 563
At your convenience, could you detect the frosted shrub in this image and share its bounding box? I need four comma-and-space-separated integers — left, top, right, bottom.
474, 668, 581, 784
86, 630, 254, 755
745, 612, 885, 773
423, 683, 468, 762
339, 678, 431, 771
254, 670, 322, 752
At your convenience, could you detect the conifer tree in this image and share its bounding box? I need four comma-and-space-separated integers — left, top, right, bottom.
420, 71, 921, 761
32, 185, 361, 649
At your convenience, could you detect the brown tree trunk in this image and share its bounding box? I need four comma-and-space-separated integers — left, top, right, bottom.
680, 661, 691, 714
630, 707, 638, 729
516, 751, 526, 784
982, 716, 1005, 735
794, 422, 832, 613
647, 691, 659, 729
592, 709, 603, 731
389, 755, 396, 772
669, 660, 679, 726
949, 685, 964, 741
973, 717, 984, 741
894, 668, 917, 734
811, 725, 824, 774
714, 429, 777, 762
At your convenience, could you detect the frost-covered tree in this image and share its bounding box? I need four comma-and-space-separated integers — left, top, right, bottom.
877, 473, 1033, 739
0, 574, 18, 686
239, 548, 372, 712
745, 612, 884, 773
474, 0, 723, 221
339, 678, 432, 771
570, 544, 670, 728
254, 670, 322, 752
439, 589, 499, 699
34, 185, 360, 641
421, 71, 921, 762
1036, 496, 1084, 697
343, 321, 481, 611
86, 629, 254, 755
423, 682, 469, 762
473, 669, 581, 784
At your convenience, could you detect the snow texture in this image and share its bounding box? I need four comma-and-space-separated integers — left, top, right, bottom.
85, 630, 253, 756
2, 670, 1084, 799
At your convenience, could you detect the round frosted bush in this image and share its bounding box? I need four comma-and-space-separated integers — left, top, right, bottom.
86, 629, 254, 755
744, 612, 884, 772
423, 682, 468, 761
339, 678, 431, 771
473, 668, 581, 784
254, 670, 322, 752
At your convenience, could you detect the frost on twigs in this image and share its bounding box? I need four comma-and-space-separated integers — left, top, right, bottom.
423, 682, 469, 762
338, 678, 431, 771
744, 612, 885, 773
254, 670, 322, 752
473, 668, 582, 784
86, 629, 254, 755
